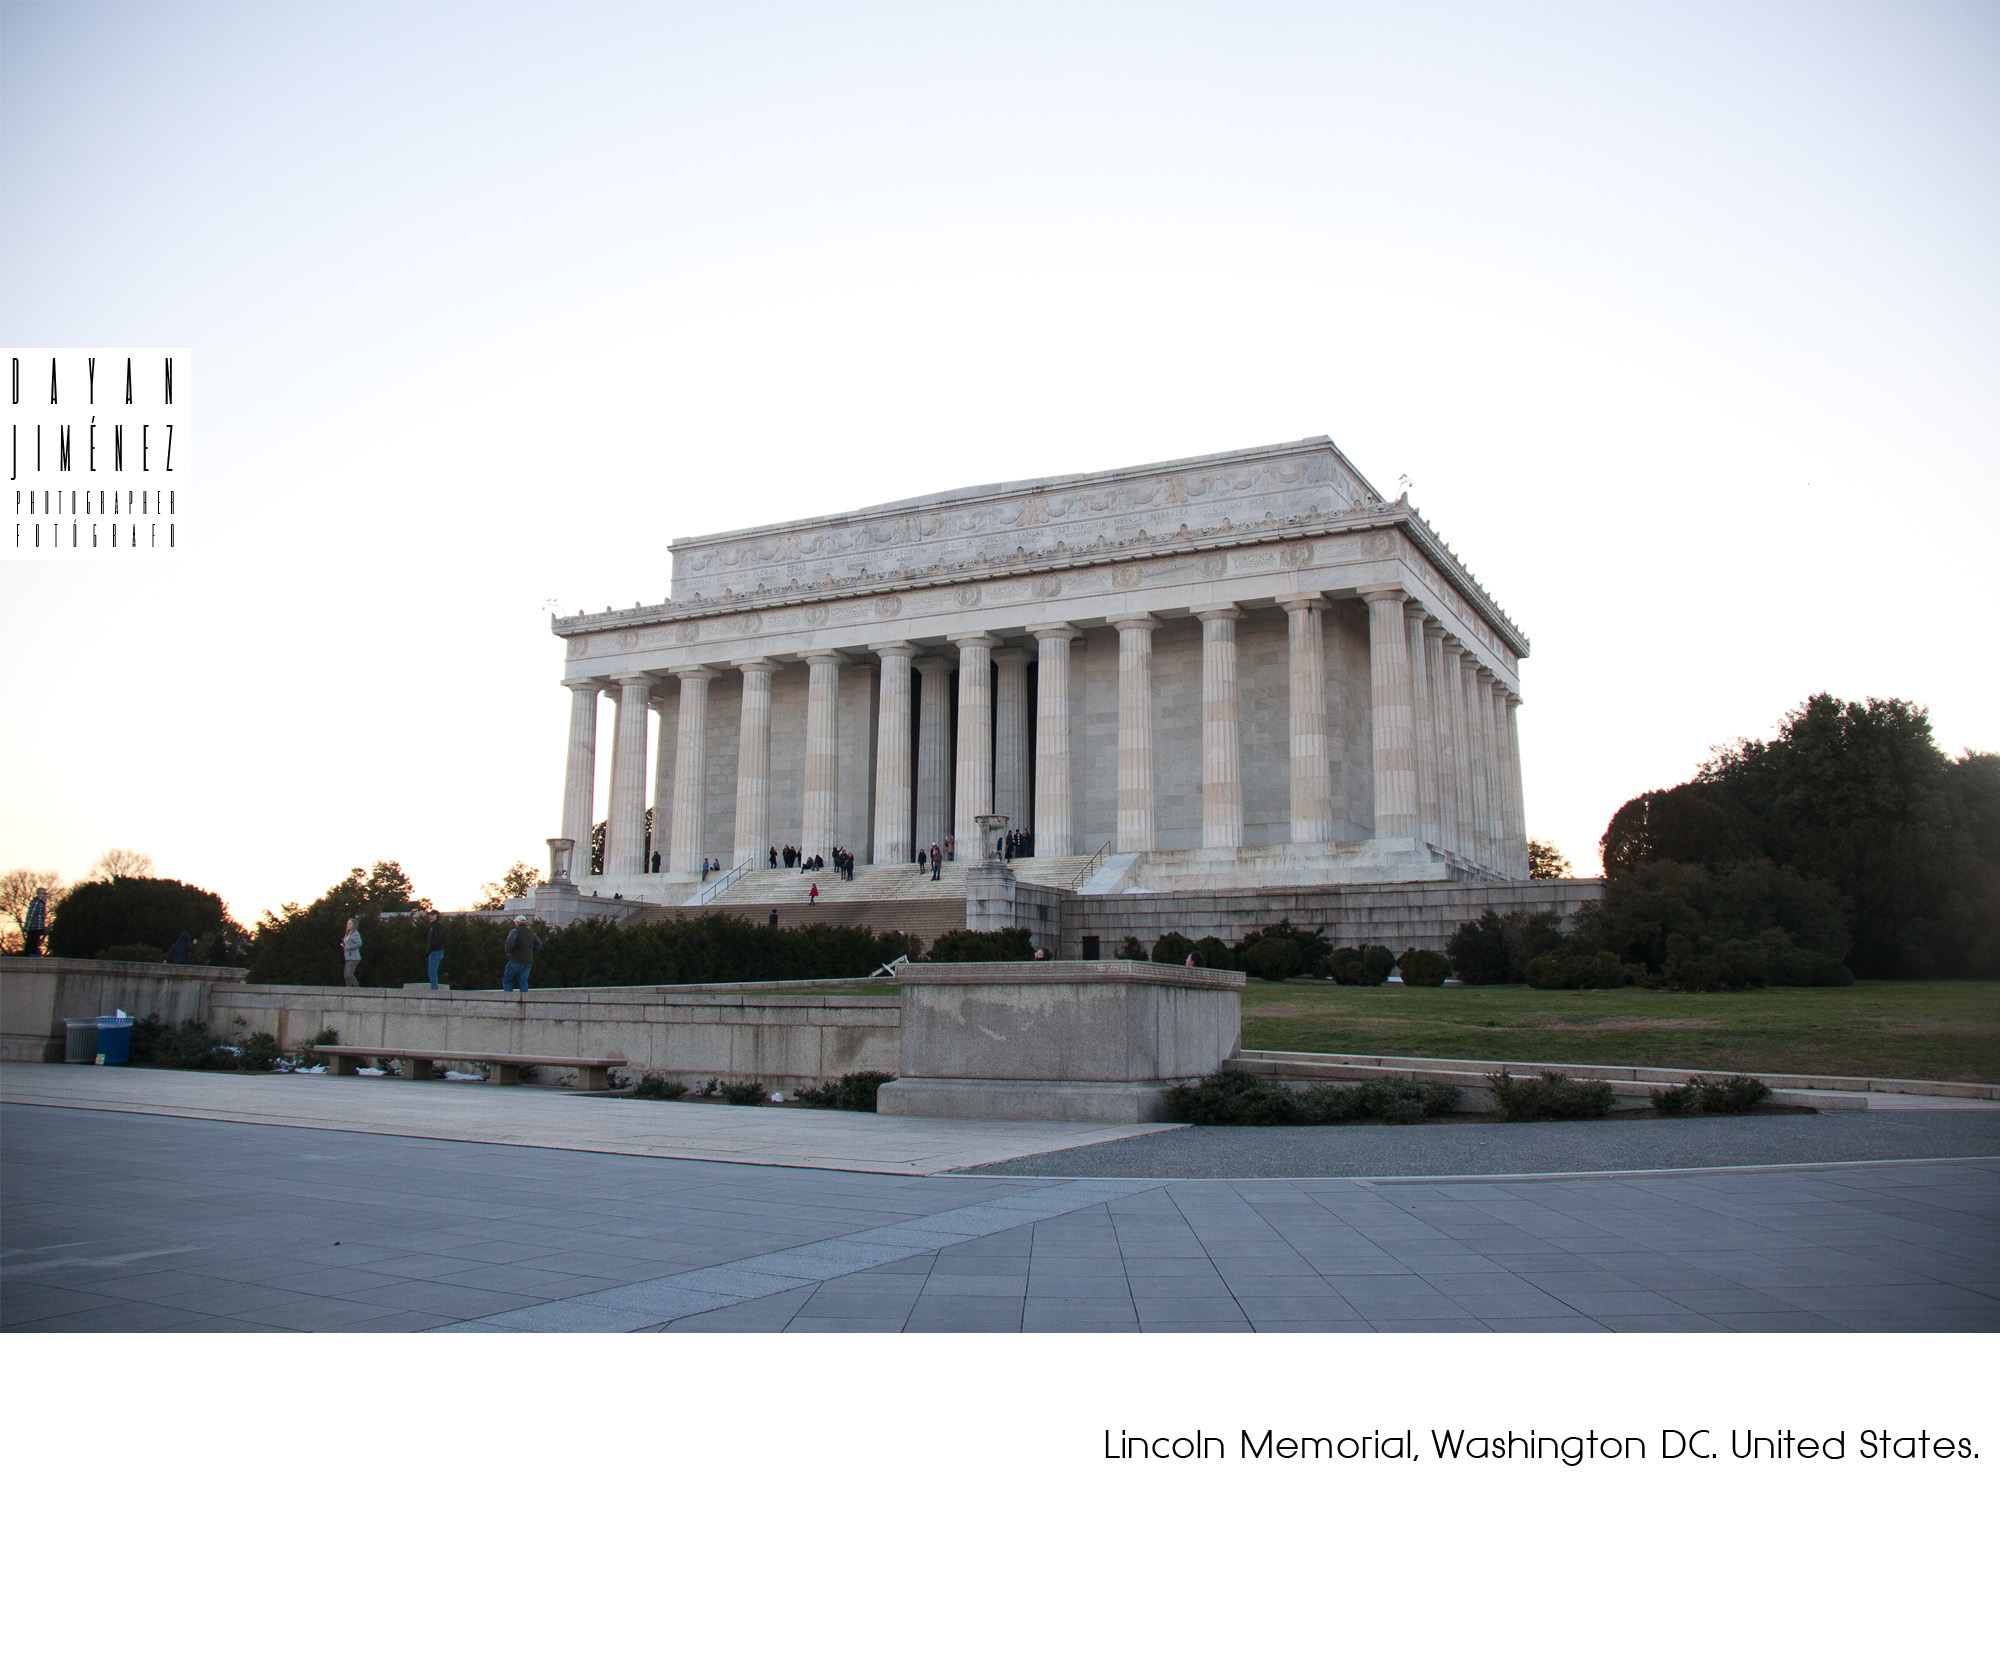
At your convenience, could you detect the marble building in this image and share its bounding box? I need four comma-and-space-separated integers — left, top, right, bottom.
547, 437, 1531, 902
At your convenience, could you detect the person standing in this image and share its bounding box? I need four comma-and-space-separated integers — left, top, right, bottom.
808, 882, 819, 905
768, 909, 779, 927
502, 915, 542, 993
22, 887, 47, 956
208, 931, 230, 967
340, 918, 362, 987
425, 910, 446, 991
167, 929, 192, 965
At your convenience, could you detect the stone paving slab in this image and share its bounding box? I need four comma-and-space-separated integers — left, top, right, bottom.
1, 1063, 1178, 1175
6, 1100, 1994, 1334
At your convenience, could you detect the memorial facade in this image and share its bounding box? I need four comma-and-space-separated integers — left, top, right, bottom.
546, 437, 1532, 901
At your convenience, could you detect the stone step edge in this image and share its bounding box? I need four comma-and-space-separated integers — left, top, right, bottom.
1234, 1049, 1997, 1100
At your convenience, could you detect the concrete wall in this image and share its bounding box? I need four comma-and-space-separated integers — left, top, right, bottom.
208, 982, 898, 1089
1, 958, 248, 1062
983, 877, 1604, 960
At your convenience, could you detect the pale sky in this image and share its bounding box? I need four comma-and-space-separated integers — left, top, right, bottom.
2, 1, 1995, 924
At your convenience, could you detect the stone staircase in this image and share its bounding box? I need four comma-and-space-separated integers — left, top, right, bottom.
698, 851, 1101, 946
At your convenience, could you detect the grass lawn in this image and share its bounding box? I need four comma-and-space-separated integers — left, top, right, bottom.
1237, 979, 2000, 1083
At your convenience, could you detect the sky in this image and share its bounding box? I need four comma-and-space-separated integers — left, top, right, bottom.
2, 0, 1995, 923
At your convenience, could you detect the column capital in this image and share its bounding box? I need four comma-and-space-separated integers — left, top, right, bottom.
911, 653, 951, 674
1358, 584, 1407, 607
1423, 618, 1447, 640
1195, 603, 1241, 624
614, 672, 656, 690
872, 640, 916, 661
1473, 665, 1497, 686
1505, 689, 1523, 708
947, 631, 998, 649
562, 677, 607, 694
1402, 597, 1430, 620
991, 643, 1030, 665
675, 664, 720, 684
1439, 632, 1464, 654
1030, 623, 1083, 643
801, 649, 847, 667
734, 656, 778, 676
1276, 592, 1327, 614
1109, 612, 1159, 635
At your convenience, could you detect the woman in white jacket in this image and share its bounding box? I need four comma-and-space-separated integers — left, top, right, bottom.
341, 918, 363, 987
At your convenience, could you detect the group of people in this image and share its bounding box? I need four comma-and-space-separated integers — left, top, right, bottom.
333, 910, 542, 993
915, 840, 950, 880
998, 829, 1034, 860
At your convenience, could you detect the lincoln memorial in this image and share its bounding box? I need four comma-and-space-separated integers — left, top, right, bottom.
543, 437, 1535, 924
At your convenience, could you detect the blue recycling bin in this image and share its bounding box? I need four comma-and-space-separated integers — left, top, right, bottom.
94, 1016, 133, 1065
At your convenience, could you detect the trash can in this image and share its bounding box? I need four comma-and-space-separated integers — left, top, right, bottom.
64, 1019, 100, 1063
95, 1016, 134, 1065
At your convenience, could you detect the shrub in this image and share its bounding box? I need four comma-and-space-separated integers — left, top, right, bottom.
926, 928, 1035, 963
1651, 1075, 1775, 1117
1242, 935, 1304, 982
1448, 909, 1566, 985
47, 876, 235, 960
1235, 920, 1331, 978
791, 1071, 894, 1112
1395, 949, 1452, 987
95, 943, 166, 963
719, 1079, 766, 1105
1768, 946, 1854, 987
1164, 1068, 1460, 1125
626, 1073, 682, 1099
1486, 1070, 1616, 1121
1151, 931, 1197, 966
1525, 949, 1631, 990
1191, 936, 1235, 971
1113, 936, 1148, 962
1329, 943, 1396, 986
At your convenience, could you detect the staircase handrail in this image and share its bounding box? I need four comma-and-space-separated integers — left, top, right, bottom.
1071, 839, 1115, 890
685, 856, 753, 906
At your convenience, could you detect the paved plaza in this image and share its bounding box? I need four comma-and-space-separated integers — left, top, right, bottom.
4, 1079, 1996, 1332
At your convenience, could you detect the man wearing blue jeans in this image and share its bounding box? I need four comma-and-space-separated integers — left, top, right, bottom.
502, 916, 542, 993
425, 911, 446, 990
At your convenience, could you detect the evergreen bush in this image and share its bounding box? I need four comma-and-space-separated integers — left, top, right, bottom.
1242, 935, 1303, 982
1113, 936, 1149, 961
1650, 1075, 1774, 1117
1165, 1068, 1460, 1125
1485, 1071, 1616, 1120
926, 928, 1035, 963
1151, 931, 1197, 966
1191, 936, 1236, 971
48, 876, 235, 960
1395, 949, 1452, 987
95, 943, 166, 963
790, 1071, 894, 1111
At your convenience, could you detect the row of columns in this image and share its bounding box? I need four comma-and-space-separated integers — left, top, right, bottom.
559, 589, 1527, 882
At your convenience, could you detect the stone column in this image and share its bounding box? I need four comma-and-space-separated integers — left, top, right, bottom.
1442, 636, 1475, 865
913, 655, 951, 856
1425, 624, 1460, 860
1279, 595, 1331, 844
871, 643, 915, 865
951, 634, 996, 854
606, 674, 653, 878
1114, 615, 1158, 854
650, 682, 677, 862
559, 680, 602, 859
992, 645, 1030, 836
1505, 694, 1529, 880
1032, 626, 1081, 857
666, 668, 716, 879
1362, 587, 1418, 841
1197, 605, 1243, 851
1476, 668, 1505, 873
800, 651, 845, 858
732, 659, 776, 869
1494, 684, 1524, 879
1405, 604, 1440, 848
1460, 655, 1493, 871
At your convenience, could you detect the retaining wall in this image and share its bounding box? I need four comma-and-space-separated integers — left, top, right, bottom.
1, 958, 247, 1062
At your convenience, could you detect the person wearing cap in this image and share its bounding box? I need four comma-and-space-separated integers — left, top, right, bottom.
502, 915, 542, 993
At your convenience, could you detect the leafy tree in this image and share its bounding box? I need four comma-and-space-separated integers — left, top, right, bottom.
1601, 695, 2000, 976
246, 863, 433, 986
479, 862, 543, 909
1447, 910, 1564, 985
86, 848, 157, 881
46, 876, 236, 960
1526, 840, 1573, 879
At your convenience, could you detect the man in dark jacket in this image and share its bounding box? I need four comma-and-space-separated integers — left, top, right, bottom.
167, 930, 192, 965
425, 912, 447, 990
22, 887, 47, 956
502, 916, 542, 993
208, 931, 231, 967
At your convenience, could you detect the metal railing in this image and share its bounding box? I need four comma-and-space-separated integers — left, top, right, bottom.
1071, 840, 1116, 891
684, 857, 753, 906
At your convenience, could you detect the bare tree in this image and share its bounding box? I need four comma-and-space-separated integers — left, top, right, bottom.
0, 869, 63, 950
86, 848, 157, 881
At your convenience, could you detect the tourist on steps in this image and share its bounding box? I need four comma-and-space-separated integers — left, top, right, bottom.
808, 883, 818, 905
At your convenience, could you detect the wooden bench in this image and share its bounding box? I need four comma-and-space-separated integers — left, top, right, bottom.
314, 1045, 625, 1091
